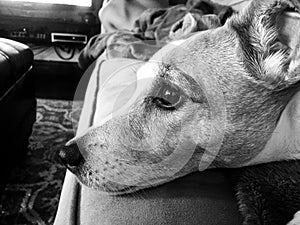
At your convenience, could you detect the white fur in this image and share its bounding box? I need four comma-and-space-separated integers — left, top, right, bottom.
244, 91, 300, 166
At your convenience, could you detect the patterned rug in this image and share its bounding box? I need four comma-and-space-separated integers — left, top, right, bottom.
0, 99, 82, 225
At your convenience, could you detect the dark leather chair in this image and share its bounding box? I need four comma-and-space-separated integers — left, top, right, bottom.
0, 38, 36, 187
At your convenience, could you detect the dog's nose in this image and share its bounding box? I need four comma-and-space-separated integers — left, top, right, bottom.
59, 143, 83, 167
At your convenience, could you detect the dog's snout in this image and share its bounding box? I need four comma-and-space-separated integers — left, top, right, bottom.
59, 143, 83, 167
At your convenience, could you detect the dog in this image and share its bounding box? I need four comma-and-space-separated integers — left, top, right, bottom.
60, 0, 300, 203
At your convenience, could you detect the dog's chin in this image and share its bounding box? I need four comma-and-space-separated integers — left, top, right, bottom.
70, 166, 189, 195
72, 173, 137, 195
67, 154, 200, 194
75, 174, 167, 195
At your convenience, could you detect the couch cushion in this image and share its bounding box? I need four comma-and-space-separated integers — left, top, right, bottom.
78, 170, 241, 225
0, 38, 34, 97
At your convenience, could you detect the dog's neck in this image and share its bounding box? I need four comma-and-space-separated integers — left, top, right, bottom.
244, 90, 300, 166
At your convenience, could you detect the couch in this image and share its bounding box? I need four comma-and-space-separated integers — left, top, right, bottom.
0, 38, 36, 187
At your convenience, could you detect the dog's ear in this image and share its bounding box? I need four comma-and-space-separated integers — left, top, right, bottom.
229, 0, 300, 90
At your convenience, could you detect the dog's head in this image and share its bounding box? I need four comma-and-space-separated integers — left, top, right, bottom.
60, 0, 300, 194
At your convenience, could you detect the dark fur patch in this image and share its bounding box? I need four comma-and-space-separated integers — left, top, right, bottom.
229, 160, 300, 225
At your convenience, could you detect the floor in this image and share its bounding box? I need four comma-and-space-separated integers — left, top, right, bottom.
0, 98, 82, 225
0, 60, 84, 224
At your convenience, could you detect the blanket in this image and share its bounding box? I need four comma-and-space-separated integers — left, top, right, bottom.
78, 0, 233, 70
229, 161, 300, 225
76, 1, 300, 224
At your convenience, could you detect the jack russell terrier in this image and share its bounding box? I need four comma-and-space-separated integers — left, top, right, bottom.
59, 0, 300, 214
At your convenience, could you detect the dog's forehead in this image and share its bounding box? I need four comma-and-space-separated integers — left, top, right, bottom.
159, 27, 240, 83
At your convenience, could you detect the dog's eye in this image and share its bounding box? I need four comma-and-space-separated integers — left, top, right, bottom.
153, 82, 183, 110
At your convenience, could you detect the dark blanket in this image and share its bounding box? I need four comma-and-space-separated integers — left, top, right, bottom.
229, 161, 300, 225
78, 0, 300, 224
